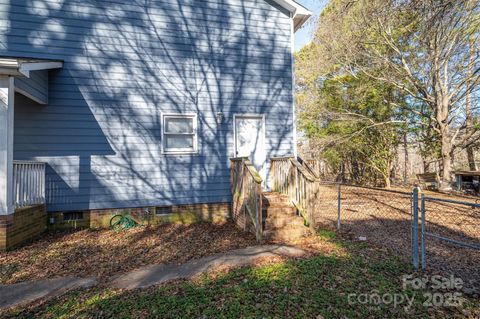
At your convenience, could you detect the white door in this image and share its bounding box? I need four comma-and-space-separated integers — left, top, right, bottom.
234, 116, 266, 181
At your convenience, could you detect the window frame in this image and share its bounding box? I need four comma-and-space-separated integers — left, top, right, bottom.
161, 113, 198, 155
63, 211, 84, 221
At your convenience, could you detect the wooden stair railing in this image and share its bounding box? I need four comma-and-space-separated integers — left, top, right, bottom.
230, 157, 263, 242
298, 157, 320, 180
270, 156, 320, 230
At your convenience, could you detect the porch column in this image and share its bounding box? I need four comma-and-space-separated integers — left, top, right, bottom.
0, 76, 14, 215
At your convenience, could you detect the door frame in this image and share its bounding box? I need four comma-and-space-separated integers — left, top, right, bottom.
233, 114, 266, 161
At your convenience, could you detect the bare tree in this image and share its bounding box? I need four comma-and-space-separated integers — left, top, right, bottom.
315, 0, 480, 188
465, 35, 478, 171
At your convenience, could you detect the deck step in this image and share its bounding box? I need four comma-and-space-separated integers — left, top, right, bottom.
262, 192, 291, 205
264, 217, 305, 229
262, 206, 296, 216
262, 191, 309, 242
263, 228, 310, 241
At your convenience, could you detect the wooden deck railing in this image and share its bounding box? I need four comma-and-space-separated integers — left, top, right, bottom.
230, 157, 263, 242
270, 157, 319, 229
13, 161, 46, 208
300, 158, 321, 179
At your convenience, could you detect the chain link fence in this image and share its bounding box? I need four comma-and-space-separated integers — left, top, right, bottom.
314, 183, 480, 293
315, 183, 414, 263
420, 195, 480, 292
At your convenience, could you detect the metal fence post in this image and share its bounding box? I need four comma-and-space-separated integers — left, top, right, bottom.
421, 194, 426, 270
337, 182, 341, 230
412, 187, 419, 269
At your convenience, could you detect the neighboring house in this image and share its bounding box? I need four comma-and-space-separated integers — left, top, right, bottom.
0, 0, 311, 248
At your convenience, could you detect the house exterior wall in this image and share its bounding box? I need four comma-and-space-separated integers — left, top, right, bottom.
15, 70, 48, 104
2, 0, 294, 212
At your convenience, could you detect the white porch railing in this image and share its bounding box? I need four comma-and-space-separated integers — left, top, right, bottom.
13, 161, 46, 208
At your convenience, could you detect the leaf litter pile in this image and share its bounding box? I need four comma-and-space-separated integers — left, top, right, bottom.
3, 230, 479, 319
0, 222, 258, 284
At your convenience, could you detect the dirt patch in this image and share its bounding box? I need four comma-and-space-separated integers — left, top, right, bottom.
0, 222, 257, 284
314, 184, 480, 291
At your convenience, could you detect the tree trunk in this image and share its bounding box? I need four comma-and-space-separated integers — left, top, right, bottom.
384, 159, 392, 189
384, 176, 391, 189
466, 36, 477, 171
440, 132, 453, 189
465, 93, 476, 170
382, 162, 392, 189
437, 94, 453, 189
467, 148, 476, 171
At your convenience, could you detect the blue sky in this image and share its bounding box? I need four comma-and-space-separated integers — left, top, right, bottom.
294, 0, 327, 51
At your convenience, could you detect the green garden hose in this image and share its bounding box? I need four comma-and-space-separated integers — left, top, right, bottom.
109, 214, 140, 231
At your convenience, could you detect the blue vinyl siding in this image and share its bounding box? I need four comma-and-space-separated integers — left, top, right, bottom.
2, 0, 294, 212
14, 70, 48, 104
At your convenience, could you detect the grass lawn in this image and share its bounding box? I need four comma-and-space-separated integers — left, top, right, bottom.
2, 230, 478, 319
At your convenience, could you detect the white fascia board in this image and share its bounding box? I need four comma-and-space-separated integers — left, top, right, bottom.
0, 58, 63, 77
18, 61, 63, 78
270, 0, 312, 31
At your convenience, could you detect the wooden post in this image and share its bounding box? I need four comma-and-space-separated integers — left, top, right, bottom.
308, 181, 319, 232
0, 76, 14, 215
231, 157, 263, 241
241, 159, 246, 231
256, 182, 262, 242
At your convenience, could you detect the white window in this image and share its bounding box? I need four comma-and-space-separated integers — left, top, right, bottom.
162, 114, 198, 154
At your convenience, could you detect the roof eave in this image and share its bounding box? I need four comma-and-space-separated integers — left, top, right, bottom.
293, 13, 311, 32
0, 58, 63, 77
270, 0, 312, 32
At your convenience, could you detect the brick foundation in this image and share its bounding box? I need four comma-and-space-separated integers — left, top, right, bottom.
0, 205, 47, 251
48, 202, 231, 230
